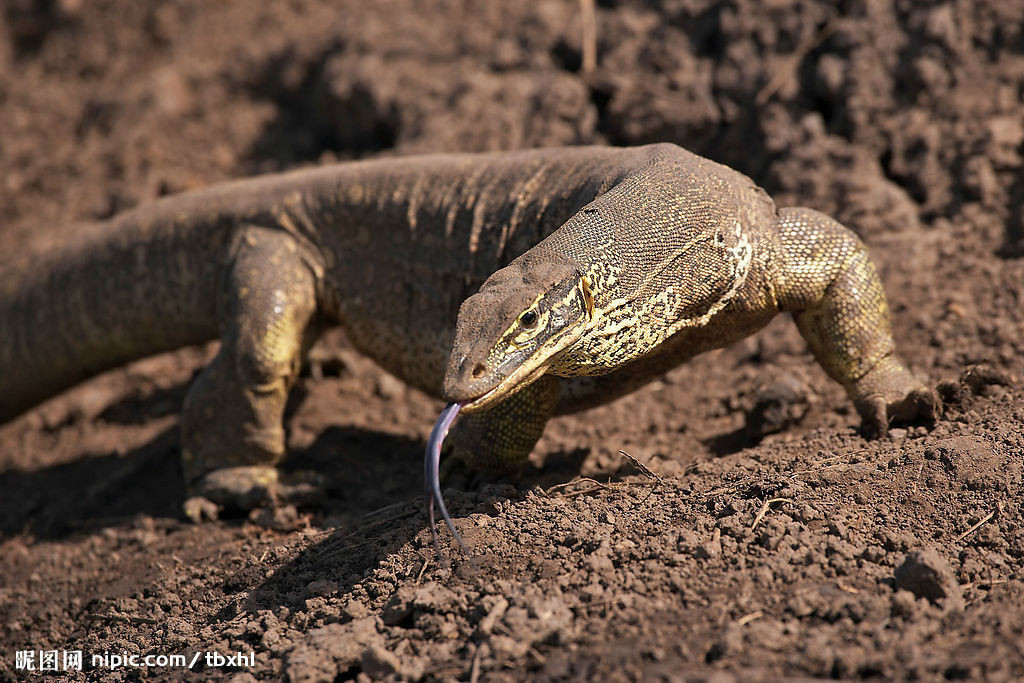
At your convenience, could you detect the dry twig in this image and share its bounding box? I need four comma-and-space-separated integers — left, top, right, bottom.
415, 555, 431, 584
961, 578, 1008, 590
555, 484, 610, 499
618, 449, 662, 482
756, 20, 837, 105
736, 610, 764, 626
469, 644, 483, 683
618, 449, 663, 502
579, 0, 597, 73
751, 497, 795, 530
546, 477, 609, 495
955, 509, 997, 542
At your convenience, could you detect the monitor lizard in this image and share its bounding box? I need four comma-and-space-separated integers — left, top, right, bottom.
0, 144, 938, 518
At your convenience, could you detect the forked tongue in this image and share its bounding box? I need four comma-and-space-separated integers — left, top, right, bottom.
424, 402, 473, 563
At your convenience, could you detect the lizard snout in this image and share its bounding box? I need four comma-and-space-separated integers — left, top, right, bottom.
442, 352, 502, 404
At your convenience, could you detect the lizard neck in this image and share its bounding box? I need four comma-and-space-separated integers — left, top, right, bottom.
540, 153, 762, 377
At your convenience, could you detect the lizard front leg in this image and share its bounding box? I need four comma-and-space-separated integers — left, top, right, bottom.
448, 374, 561, 474
181, 226, 323, 518
776, 207, 938, 437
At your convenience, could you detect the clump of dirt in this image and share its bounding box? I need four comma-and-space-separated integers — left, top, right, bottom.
1, 1, 1023, 682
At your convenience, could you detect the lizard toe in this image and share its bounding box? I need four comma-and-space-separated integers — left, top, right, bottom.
187, 465, 326, 515
183, 495, 221, 524
857, 384, 940, 440
189, 465, 279, 511
888, 384, 940, 427
857, 395, 890, 440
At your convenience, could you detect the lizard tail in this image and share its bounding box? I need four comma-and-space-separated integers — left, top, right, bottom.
0, 215, 227, 424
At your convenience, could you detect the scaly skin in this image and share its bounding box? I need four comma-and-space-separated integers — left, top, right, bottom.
0, 144, 937, 513
443, 145, 937, 470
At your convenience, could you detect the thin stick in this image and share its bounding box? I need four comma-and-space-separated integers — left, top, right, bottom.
364, 500, 410, 519
756, 20, 837, 105
751, 498, 794, 530
702, 485, 738, 500
469, 644, 483, 683
553, 484, 609, 499
619, 449, 664, 503
579, 0, 597, 73
961, 578, 1008, 590
546, 477, 609, 495
415, 556, 431, 584
618, 450, 662, 483
955, 509, 996, 542
736, 610, 763, 626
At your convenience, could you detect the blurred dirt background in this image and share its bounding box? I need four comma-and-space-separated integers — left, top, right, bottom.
1, 1, 1023, 681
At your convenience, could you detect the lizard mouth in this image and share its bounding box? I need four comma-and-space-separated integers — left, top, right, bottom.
458, 322, 585, 414
459, 361, 552, 414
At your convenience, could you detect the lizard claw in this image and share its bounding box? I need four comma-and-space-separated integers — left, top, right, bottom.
851, 356, 941, 440
184, 465, 326, 520
183, 495, 221, 523
856, 383, 940, 439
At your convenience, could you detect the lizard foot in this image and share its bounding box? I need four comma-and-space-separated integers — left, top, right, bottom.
854, 363, 940, 440
183, 466, 326, 522
438, 448, 512, 491
441, 434, 530, 485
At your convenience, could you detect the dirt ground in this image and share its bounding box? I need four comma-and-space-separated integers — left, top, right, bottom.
1, 1, 1023, 681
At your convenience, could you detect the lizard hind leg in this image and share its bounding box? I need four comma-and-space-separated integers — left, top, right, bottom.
181, 226, 323, 517
776, 207, 939, 438
447, 374, 561, 475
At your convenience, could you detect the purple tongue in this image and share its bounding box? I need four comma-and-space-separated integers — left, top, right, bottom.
425, 402, 472, 561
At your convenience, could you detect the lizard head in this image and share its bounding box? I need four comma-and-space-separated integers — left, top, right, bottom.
443, 254, 594, 413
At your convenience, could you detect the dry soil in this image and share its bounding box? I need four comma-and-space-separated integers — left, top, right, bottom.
1, 1, 1023, 681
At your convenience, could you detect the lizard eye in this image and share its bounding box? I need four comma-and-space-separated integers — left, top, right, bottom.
519, 310, 538, 328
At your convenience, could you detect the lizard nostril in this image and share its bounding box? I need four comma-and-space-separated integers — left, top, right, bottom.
471, 362, 488, 379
